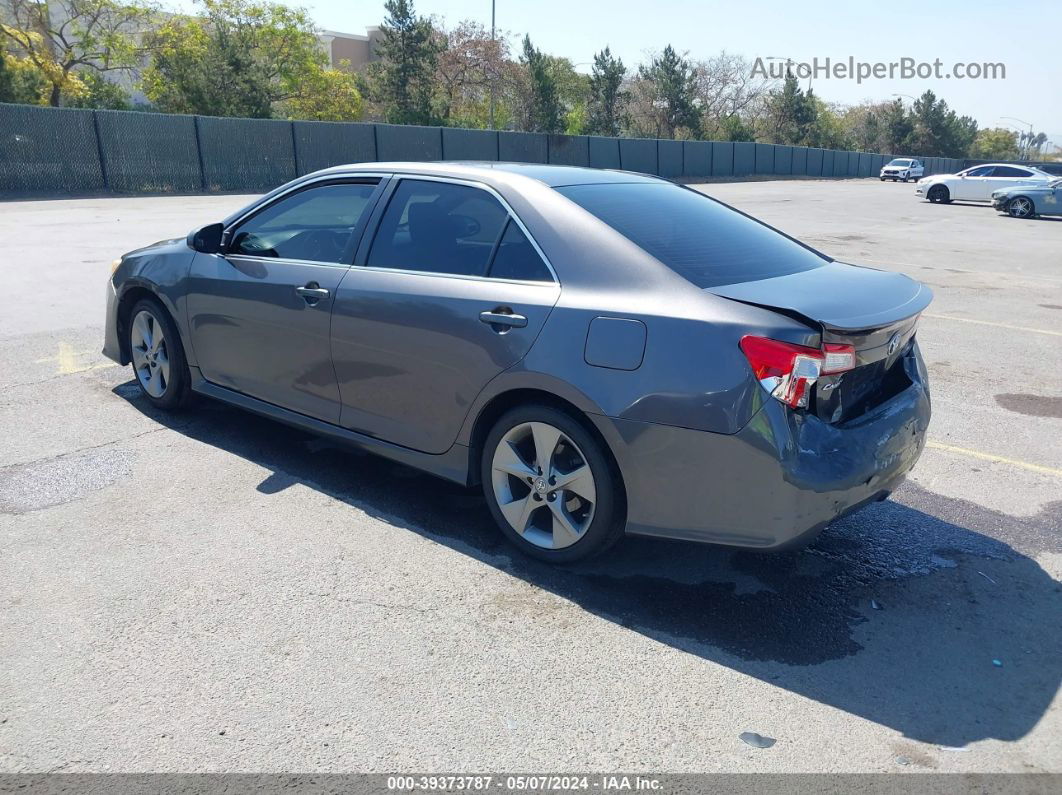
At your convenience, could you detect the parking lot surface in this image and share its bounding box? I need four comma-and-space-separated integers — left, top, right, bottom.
1, 179, 1059, 773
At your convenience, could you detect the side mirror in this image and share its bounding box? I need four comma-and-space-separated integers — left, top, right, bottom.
188, 222, 224, 254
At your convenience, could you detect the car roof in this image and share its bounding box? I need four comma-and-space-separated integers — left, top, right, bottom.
972, 163, 1049, 172
314, 161, 665, 187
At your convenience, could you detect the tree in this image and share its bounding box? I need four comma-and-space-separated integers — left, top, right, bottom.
520, 35, 562, 133
763, 71, 817, 146
806, 98, 848, 149
636, 45, 699, 138
970, 128, 1020, 160
0, 52, 49, 104
1030, 131, 1048, 159
433, 19, 507, 128
0, 0, 156, 107
0, 50, 10, 101
372, 0, 438, 125
143, 0, 357, 120
281, 61, 364, 121
65, 71, 133, 109
586, 47, 626, 137
878, 99, 913, 153
905, 90, 977, 158
842, 102, 882, 151
717, 113, 755, 142
692, 51, 771, 138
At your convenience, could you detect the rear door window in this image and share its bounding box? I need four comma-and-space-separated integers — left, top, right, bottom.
488, 220, 553, 282
556, 182, 826, 287
992, 166, 1034, 178
367, 179, 509, 276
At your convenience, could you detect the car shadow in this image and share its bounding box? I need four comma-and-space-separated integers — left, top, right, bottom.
115, 381, 1062, 749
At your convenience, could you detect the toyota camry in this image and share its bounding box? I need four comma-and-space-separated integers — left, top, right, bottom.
103, 163, 932, 562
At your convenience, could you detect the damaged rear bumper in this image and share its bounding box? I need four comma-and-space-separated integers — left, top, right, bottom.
606, 354, 931, 549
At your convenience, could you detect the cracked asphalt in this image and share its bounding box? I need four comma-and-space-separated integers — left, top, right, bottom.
1, 180, 1060, 773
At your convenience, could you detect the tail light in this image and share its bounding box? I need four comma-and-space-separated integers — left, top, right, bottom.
739, 336, 856, 409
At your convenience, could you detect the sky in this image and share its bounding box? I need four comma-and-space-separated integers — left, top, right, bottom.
178, 0, 1062, 142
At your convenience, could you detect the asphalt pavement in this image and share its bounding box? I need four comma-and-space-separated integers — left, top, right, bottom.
1, 179, 1059, 774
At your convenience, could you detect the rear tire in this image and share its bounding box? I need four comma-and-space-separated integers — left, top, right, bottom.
481, 405, 625, 563
126, 298, 192, 410
927, 184, 951, 204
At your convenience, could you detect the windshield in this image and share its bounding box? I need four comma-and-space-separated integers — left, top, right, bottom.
556, 182, 828, 288
887, 159, 913, 167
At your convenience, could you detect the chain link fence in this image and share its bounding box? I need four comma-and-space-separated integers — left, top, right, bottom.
94, 109, 202, 193
0, 105, 104, 194
0, 102, 968, 198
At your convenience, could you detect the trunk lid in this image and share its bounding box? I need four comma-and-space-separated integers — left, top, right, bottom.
712, 261, 933, 423
708, 261, 932, 338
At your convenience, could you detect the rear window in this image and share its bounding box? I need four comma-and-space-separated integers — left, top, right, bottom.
556, 183, 827, 288
992, 166, 1034, 177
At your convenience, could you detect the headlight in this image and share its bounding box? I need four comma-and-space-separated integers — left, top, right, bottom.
110, 258, 122, 274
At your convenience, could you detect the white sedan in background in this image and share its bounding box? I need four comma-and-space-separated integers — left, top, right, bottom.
916, 163, 1055, 204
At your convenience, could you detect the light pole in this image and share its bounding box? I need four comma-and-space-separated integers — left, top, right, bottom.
1000, 116, 1034, 160
488, 0, 496, 129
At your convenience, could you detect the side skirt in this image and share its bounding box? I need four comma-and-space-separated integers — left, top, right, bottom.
189, 369, 472, 486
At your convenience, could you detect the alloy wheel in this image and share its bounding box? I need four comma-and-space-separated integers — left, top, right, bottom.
130, 309, 171, 398
490, 421, 597, 550
1008, 197, 1033, 218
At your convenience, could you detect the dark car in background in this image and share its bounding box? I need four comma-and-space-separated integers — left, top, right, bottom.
103, 163, 932, 562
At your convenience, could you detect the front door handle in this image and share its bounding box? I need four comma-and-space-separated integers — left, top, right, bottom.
479, 310, 528, 329
296, 283, 330, 305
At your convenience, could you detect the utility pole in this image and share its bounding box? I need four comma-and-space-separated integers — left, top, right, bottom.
1001, 117, 1034, 161
489, 0, 496, 129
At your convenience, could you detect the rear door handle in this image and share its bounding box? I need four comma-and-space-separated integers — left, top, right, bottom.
479, 310, 528, 329
296, 283, 330, 304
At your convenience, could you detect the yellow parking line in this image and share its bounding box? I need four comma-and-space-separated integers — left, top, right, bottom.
925, 441, 1062, 478
922, 314, 1062, 337
34, 342, 115, 375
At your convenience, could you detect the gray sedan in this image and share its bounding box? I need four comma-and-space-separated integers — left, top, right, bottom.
103, 163, 932, 562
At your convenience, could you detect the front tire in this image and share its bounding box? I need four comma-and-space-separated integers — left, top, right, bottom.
481, 405, 625, 563
127, 298, 191, 410
1006, 196, 1035, 219
927, 184, 951, 204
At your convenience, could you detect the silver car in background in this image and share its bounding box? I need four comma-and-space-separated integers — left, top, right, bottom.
992, 177, 1062, 218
